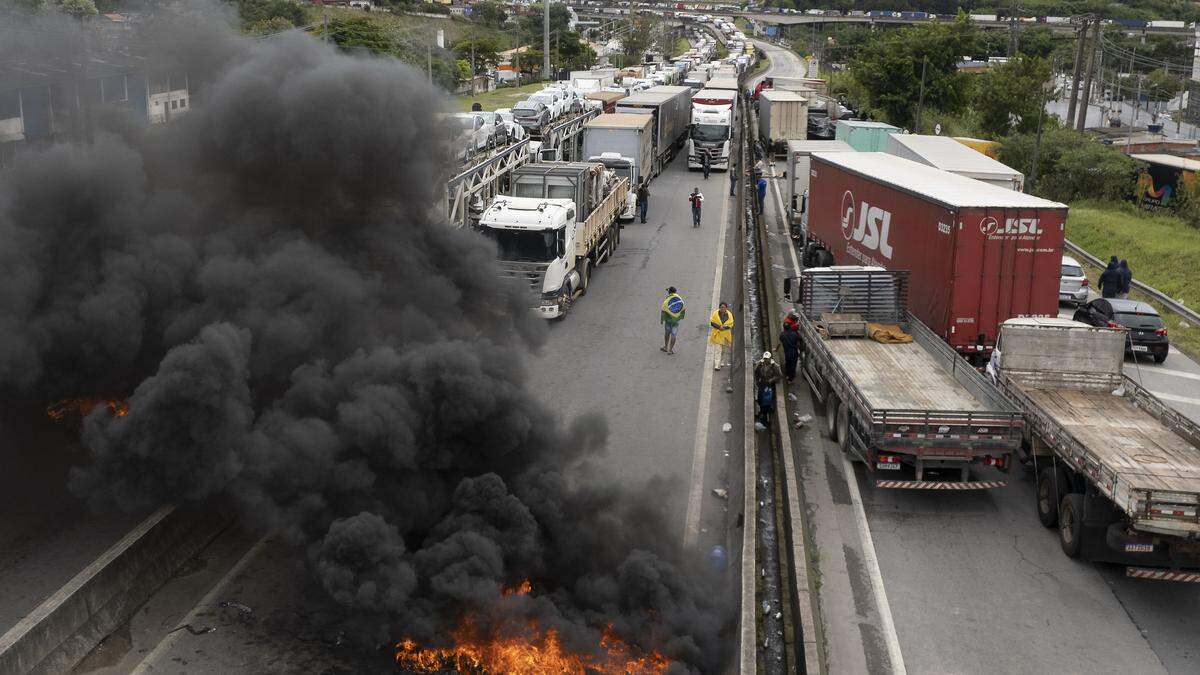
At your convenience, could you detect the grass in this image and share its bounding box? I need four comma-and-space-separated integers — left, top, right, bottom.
672, 36, 690, 57
452, 81, 546, 112
1066, 200, 1200, 358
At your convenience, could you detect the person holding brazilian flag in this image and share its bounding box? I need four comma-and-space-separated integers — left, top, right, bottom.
660, 286, 686, 354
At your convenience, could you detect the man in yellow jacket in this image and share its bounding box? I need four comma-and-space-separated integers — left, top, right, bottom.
709, 302, 734, 370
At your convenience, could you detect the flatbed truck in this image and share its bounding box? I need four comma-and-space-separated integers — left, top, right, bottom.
786, 267, 1024, 488
989, 318, 1200, 578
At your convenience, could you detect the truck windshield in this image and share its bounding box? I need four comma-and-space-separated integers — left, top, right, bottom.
483, 227, 559, 262
693, 124, 730, 142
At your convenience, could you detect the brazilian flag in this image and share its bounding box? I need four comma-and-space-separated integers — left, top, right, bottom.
662, 294, 685, 320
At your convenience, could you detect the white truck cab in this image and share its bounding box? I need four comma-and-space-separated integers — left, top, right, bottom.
480, 198, 578, 318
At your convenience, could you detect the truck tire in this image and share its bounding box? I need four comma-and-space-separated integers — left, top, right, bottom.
825, 395, 840, 442
1058, 493, 1086, 558
578, 259, 590, 295
837, 402, 851, 453
1036, 464, 1071, 528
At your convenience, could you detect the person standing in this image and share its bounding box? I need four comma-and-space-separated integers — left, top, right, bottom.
1099, 259, 1122, 299
756, 175, 768, 213
729, 163, 737, 196
779, 323, 800, 383
1118, 259, 1132, 299
709, 302, 735, 371
661, 286, 686, 354
783, 308, 799, 333
689, 188, 704, 227
754, 351, 783, 426
702, 152, 711, 180
637, 182, 649, 224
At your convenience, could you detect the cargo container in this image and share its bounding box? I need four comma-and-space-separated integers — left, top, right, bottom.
885, 134, 1025, 191
835, 120, 899, 152
706, 76, 740, 92
801, 152, 1068, 361
584, 90, 626, 113
614, 85, 692, 177
582, 113, 654, 220
758, 90, 808, 153
785, 140, 854, 234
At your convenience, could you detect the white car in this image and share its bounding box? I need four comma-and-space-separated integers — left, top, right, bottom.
492, 109, 528, 141
447, 113, 498, 160
466, 111, 510, 147
1059, 255, 1090, 306
530, 90, 566, 119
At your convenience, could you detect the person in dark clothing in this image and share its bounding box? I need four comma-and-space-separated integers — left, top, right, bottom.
729, 163, 737, 196
1118, 259, 1132, 299
754, 351, 783, 426
756, 176, 767, 212
1098, 260, 1122, 299
636, 183, 649, 223
702, 153, 711, 180
779, 325, 800, 383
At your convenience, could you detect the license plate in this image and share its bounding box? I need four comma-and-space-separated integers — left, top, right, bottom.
877, 462, 901, 470
1125, 543, 1154, 553
1132, 345, 1149, 353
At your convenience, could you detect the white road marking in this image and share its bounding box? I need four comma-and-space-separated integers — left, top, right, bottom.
1136, 366, 1200, 382
768, 156, 908, 675
682, 176, 732, 548
1149, 391, 1200, 407
130, 535, 270, 674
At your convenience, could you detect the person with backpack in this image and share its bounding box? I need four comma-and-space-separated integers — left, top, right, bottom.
660, 286, 686, 355
754, 351, 783, 427
1099, 258, 1122, 299
1118, 259, 1132, 299
688, 188, 704, 227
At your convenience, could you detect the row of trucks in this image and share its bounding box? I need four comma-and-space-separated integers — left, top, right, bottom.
779, 155, 1200, 576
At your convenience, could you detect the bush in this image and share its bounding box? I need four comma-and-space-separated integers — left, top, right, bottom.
999, 126, 1140, 203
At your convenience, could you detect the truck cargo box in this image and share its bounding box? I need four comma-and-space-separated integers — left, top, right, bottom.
785, 140, 854, 228
886, 134, 1024, 191
804, 152, 1067, 359
759, 90, 808, 152
615, 85, 692, 176
835, 120, 899, 152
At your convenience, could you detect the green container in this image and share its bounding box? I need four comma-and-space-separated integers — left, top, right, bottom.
835, 120, 900, 153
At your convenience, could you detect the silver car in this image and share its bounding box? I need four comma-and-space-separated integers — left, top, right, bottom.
1059, 255, 1089, 306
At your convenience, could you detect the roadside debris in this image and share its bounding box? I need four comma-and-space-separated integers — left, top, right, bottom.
712, 488, 728, 500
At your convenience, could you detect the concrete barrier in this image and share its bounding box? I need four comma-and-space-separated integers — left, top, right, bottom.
0, 504, 231, 675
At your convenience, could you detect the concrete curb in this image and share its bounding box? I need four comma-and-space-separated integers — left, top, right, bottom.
0, 504, 232, 675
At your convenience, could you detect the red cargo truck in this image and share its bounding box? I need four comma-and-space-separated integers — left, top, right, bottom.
800, 152, 1067, 362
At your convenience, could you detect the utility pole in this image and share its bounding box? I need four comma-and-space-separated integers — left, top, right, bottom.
543, 0, 551, 81
1008, 0, 1018, 57
1077, 18, 1099, 132
915, 56, 928, 133
427, 45, 432, 86
1066, 18, 1088, 127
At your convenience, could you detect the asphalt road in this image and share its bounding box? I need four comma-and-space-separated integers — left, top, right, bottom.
758, 40, 1200, 675
83, 142, 746, 672
0, 407, 151, 637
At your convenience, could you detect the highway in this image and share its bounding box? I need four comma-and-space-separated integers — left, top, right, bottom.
755, 39, 1200, 675
67, 128, 747, 672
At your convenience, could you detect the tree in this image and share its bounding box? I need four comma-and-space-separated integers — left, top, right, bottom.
1143, 68, 1182, 102
453, 36, 503, 73
849, 13, 975, 128
999, 126, 1140, 202
518, 3, 572, 43
324, 17, 393, 55
471, 1, 507, 29
235, 0, 305, 28
621, 17, 657, 63
56, 0, 96, 16
246, 16, 295, 35
976, 56, 1053, 138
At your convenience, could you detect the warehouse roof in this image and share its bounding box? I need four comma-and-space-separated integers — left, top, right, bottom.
811, 152, 1066, 209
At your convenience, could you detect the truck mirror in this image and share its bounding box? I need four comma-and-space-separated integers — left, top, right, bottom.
782, 276, 793, 300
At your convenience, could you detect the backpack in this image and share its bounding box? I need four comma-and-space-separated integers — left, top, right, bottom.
759, 384, 775, 407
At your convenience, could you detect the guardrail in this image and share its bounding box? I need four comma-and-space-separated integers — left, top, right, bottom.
1063, 239, 1200, 326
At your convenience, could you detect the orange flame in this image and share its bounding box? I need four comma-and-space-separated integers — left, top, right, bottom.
46, 397, 129, 422
501, 579, 532, 597
396, 620, 668, 674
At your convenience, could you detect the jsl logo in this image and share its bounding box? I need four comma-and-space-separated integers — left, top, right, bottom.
840, 190, 894, 259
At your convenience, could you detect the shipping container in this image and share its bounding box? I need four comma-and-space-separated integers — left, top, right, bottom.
885, 134, 1025, 191
706, 76, 740, 92
834, 120, 899, 152
584, 90, 626, 113
759, 90, 808, 153
785, 140, 854, 231
614, 85, 692, 176
801, 152, 1068, 361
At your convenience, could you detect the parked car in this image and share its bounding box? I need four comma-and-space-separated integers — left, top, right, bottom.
448, 112, 497, 160
467, 111, 510, 147
529, 89, 566, 119
492, 108, 528, 141
1072, 298, 1170, 363
512, 100, 551, 134
1059, 255, 1089, 306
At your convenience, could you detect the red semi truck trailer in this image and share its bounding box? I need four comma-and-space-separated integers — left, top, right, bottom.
800, 152, 1067, 362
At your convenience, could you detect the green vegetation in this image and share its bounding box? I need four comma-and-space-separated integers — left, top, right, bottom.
1000, 125, 1140, 202
776, 1, 1199, 21
673, 37, 690, 58
451, 81, 545, 113
1066, 201, 1200, 356
975, 57, 1052, 137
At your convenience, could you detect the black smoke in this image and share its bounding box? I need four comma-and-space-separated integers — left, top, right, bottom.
0, 6, 730, 671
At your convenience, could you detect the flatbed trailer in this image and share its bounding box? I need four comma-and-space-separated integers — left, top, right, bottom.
990, 318, 1200, 577
789, 267, 1023, 488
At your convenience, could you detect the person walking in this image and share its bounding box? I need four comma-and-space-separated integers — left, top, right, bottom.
1099, 258, 1122, 299
702, 152, 711, 180
661, 286, 686, 355
637, 182, 649, 224
779, 323, 800, 383
783, 308, 799, 333
729, 163, 737, 196
688, 188, 704, 227
756, 175, 768, 213
754, 351, 783, 426
1118, 259, 1132, 299
709, 302, 735, 370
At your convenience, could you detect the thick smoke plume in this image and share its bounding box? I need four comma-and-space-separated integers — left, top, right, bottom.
0, 6, 729, 670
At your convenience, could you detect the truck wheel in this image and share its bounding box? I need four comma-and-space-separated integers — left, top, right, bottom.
578, 259, 590, 295
825, 395, 840, 442
1058, 493, 1085, 558
1036, 465, 1071, 528
836, 403, 851, 453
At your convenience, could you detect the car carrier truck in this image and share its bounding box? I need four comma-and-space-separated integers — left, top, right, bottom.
785, 267, 1024, 488
988, 318, 1200, 578
479, 162, 628, 319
